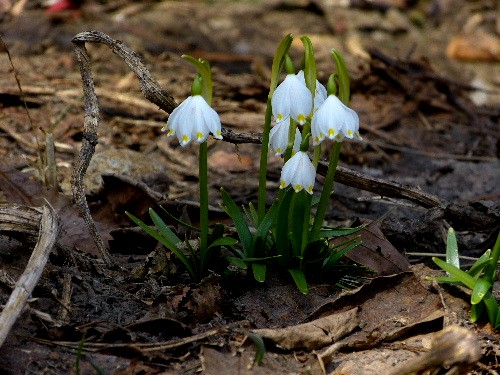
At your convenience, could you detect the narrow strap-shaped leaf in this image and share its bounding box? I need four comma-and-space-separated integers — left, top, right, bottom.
246, 332, 266, 366
330, 49, 350, 105
252, 263, 266, 283
300, 35, 316, 95
275, 188, 294, 267
207, 237, 238, 249
319, 225, 364, 238
471, 278, 492, 305
323, 240, 361, 271
446, 227, 460, 270
288, 268, 308, 294
467, 249, 491, 278
126, 211, 196, 279
158, 205, 199, 232
432, 257, 476, 289
220, 188, 253, 256
149, 208, 182, 244
269, 34, 293, 96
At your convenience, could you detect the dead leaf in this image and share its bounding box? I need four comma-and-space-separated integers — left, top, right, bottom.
253, 307, 359, 351
309, 272, 443, 349
0, 167, 113, 257
344, 220, 410, 275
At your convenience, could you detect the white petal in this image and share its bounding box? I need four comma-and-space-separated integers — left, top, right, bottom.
279, 151, 316, 194
272, 78, 291, 122
269, 119, 302, 156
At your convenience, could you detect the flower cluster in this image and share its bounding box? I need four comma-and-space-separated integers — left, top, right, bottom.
271, 70, 362, 194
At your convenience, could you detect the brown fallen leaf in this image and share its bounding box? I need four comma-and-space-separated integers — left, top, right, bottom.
343, 220, 410, 275
252, 307, 359, 351
0, 167, 113, 257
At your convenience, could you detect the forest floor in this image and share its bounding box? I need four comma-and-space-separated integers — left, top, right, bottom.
0, 0, 499, 374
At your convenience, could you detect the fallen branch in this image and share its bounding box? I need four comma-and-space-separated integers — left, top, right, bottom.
0, 204, 60, 348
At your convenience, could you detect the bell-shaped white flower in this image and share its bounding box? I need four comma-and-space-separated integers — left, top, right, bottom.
269, 118, 302, 156
162, 95, 222, 147
311, 95, 362, 145
272, 74, 312, 125
279, 151, 316, 194
296, 70, 327, 111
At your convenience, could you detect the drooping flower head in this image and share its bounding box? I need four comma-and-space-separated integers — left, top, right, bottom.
162, 76, 222, 147
279, 151, 316, 194
311, 94, 362, 146
272, 74, 312, 125
269, 118, 302, 156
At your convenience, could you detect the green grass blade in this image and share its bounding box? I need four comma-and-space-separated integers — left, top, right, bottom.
149, 208, 182, 244
467, 249, 491, 278
220, 188, 253, 255
319, 225, 364, 238
207, 237, 238, 249
288, 268, 308, 294
471, 278, 492, 305
269, 34, 293, 95
246, 332, 266, 366
275, 188, 293, 267
252, 263, 266, 283
446, 227, 460, 270
323, 241, 361, 271
126, 211, 196, 279
432, 257, 476, 289
158, 205, 199, 232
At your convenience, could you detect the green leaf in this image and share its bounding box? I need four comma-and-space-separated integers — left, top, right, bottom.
300, 35, 316, 95
289, 191, 306, 257
482, 293, 499, 326
149, 208, 182, 244
330, 49, 350, 105
432, 257, 476, 289
470, 302, 483, 323
446, 227, 460, 270
220, 188, 253, 256
246, 332, 266, 366
181, 55, 213, 104
252, 263, 267, 283
227, 256, 248, 270
319, 225, 364, 238
269, 34, 293, 96
207, 237, 238, 250
126, 211, 196, 279
322, 241, 361, 272
471, 278, 492, 305
158, 205, 199, 232
275, 188, 294, 267
288, 269, 308, 294
467, 249, 491, 278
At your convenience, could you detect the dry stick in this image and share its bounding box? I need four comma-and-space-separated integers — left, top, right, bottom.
70, 31, 490, 265
70, 31, 178, 266
0, 204, 61, 348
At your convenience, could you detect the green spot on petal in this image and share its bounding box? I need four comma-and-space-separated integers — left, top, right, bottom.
294, 184, 302, 192
182, 134, 189, 143
280, 180, 287, 189
196, 132, 204, 140
328, 129, 335, 137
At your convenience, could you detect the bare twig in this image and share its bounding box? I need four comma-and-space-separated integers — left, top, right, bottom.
0, 204, 61, 348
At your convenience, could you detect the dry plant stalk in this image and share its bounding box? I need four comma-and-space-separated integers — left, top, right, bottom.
70, 31, 491, 265
0, 204, 60, 348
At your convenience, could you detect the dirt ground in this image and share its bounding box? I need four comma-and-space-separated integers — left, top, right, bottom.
0, 0, 499, 374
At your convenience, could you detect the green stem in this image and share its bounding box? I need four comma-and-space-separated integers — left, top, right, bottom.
257, 96, 273, 224
199, 141, 209, 271
300, 192, 312, 263
310, 142, 342, 241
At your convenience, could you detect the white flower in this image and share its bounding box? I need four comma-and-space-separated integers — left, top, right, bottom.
311, 95, 362, 145
279, 151, 316, 194
296, 70, 327, 111
269, 118, 302, 156
162, 95, 222, 147
272, 74, 312, 125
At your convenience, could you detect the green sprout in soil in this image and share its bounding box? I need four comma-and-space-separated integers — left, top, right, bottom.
432, 227, 500, 328
127, 34, 365, 292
